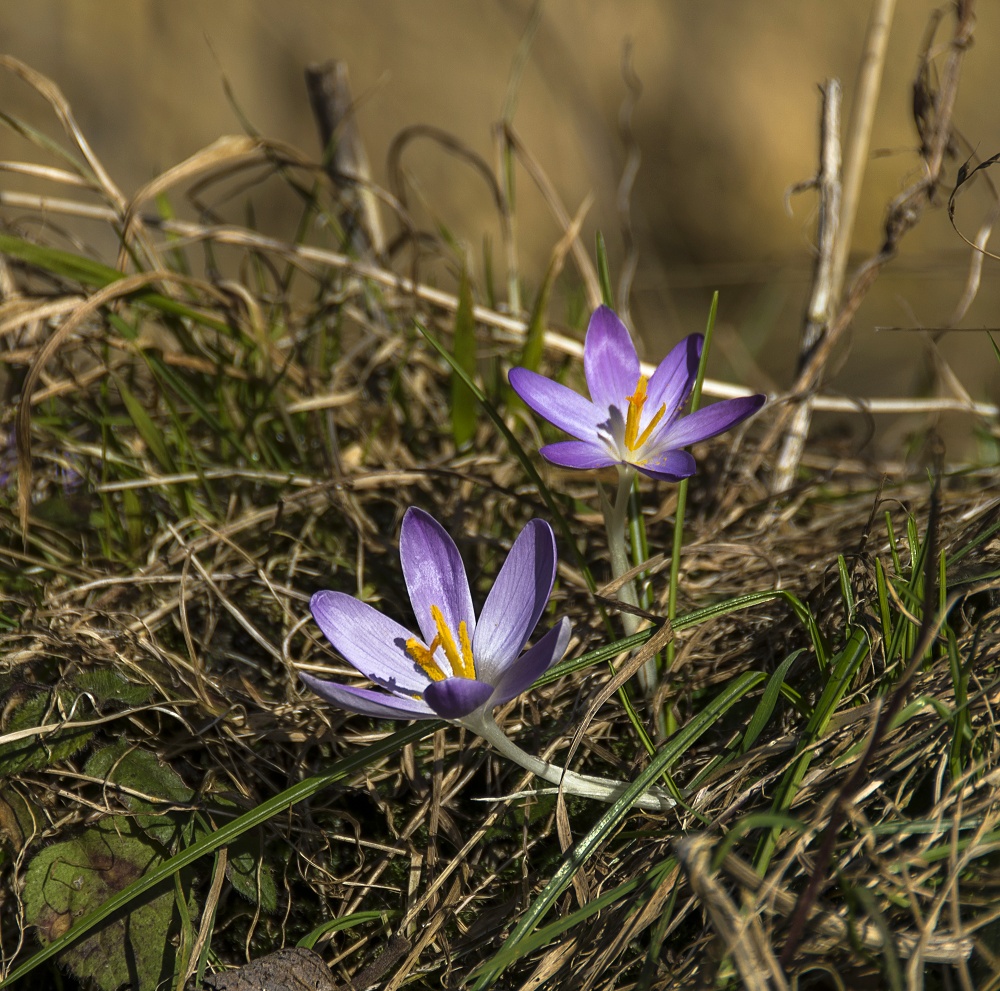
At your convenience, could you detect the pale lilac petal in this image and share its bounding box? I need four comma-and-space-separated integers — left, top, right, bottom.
300, 673, 436, 719
508, 368, 602, 441
646, 334, 702, 422
635, 449, 697, 482
399, 507, 476, 647
539, 440, 619, 471
424, 677, 494, 719
492, 618, 571, 705
660, 395, 766, 448
475, 520, 557, 683
310, 590, 429, 693
583, 306, 639, 410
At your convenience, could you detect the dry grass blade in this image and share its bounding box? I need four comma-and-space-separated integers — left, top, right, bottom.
2, 39, 999, 991
675, 835, 789, 991
501, 122, 601, 310
0, 55, 126, 212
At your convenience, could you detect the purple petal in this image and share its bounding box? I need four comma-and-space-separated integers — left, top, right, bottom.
539, 440, 619, 471
399, 508, 476, 649
583, 307, 640, 411
646, 335, 702, 423
300, 672, 436, 720
424, 677, 494, 719
635, 449, 697, 482
492, 618, 571, 705
475, 520, 557, 683
660, 395, 766, 448
508, 367, 602, 441
311, 590, 429, 693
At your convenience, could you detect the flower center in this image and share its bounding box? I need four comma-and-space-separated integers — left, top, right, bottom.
624, 375, 666, 453
406, 604, 476, 681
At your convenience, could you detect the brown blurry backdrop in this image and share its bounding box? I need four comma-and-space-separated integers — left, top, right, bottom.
2, 1, 999, 461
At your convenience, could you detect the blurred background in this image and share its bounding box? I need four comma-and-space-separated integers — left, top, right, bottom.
2, 0, 999, 461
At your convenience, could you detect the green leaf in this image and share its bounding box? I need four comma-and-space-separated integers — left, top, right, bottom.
23, 817, 192, 991
0, 689, 94, 778
70, 669, 152, 708
85, 743, 194, 846
226, 835, 278, 912
516, 242, 566, 376
451, 266, 479, 449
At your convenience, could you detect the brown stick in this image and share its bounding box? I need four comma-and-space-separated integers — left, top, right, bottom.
752, 1, 976, 492
305, 59, 386, 258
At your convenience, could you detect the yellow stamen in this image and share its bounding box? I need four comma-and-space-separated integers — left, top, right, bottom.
624, 376, 667, 453
406, 635, 447, 681
405, 604, 477, 682
456, 619, 475, 679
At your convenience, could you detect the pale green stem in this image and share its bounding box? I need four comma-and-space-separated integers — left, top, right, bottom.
600, 466, 659, 696
464, 711, 676, 812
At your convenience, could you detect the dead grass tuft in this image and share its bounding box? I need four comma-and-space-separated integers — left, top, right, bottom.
1, 39, 999, 991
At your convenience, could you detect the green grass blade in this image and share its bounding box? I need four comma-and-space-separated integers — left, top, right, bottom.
0, 233, 229, 333
297, 909, 398, 950
110, 372, 178, 475
837, 554, 854, 624
754, 627, 870, 872
471, 670, 765, 988
536, 589, 816, 687
596, 231, 614, 307
666, 293, 719, 687
875, 556, 893, 648
740, 649, 803, 753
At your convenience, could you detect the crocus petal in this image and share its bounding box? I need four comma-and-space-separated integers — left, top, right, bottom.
492, 618, 571, 706
399, 507, 477, 648
475, 520, 557, 683
508, 368, 602, 441
539, 440, 619, 471
424, 677, 494, 720
634, 449, 697, 482
646, 334, 702, 422
584, 306, 640, 411
299, 673, 436, 719
311, 590, 429, 693
661, 395, 766, 448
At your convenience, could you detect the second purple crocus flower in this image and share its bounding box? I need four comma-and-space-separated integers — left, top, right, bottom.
508, 306, 765, 482
301, 507, 571, 724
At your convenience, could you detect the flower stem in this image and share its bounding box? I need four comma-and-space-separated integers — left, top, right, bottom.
600, 466, 660, 696
466, 712, 676, 811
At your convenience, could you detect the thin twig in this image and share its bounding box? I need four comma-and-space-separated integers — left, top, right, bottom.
773, 80, 842, 493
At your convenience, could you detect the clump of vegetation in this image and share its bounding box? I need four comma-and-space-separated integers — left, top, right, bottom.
1, 6, 999, 988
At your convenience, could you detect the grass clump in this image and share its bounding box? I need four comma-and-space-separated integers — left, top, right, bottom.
1, 42, 999, 991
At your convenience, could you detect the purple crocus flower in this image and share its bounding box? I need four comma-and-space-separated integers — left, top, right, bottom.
508, 306, 766, 482
301, 507, 571, 723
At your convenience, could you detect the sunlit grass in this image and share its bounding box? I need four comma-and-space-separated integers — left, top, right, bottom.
0, 53, 999, 991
